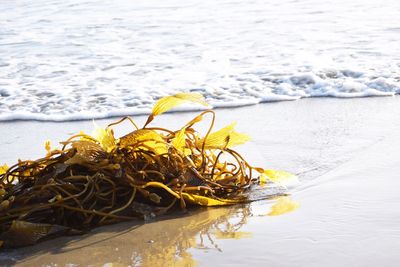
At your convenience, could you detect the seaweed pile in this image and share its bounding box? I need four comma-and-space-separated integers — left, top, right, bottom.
0, 93, 294, 248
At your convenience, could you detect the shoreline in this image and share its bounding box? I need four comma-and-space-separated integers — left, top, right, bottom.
0, 95, 398, 123
1, 97, 400, 266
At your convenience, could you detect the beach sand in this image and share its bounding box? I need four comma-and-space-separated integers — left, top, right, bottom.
1, 97, 400, 266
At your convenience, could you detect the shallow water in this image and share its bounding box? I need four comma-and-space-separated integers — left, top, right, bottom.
1, 0, 400, 121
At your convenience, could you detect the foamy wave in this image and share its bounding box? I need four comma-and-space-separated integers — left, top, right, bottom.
1, 0, 399, 121
0, 68, 399, 122
0, 74, 398, 122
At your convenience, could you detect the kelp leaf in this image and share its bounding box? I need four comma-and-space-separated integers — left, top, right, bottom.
120, 129, 164, 146
200, 122, 235, 148
144, 93, 209, 127
268, 197, 300, 216
0, 164, 8, 175
77, 130, 98, 143
197, 122, 250, 149
66, 141, 108, 164
172, 127, 188, 155
174, 92, 208, 106
120, 129, 167, 155
263, 170, 299, 186
181, 193, 242, 206
92, 122, 116, 152
152, 92, 208, 116
228, 131, 251, 147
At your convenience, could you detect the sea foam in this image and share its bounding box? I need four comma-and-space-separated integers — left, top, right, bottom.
0, 0, 399, 121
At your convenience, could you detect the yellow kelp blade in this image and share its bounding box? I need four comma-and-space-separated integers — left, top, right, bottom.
172, 128, 191, 156
78, 130, 97, 142
120, 129, 167, 155
152, 92, 208, 116
65, 141, 107, 165
197, 122, 250, 149
228, 131, 251, 147
263, 170, 299, 186
0, 164, 9, 175
200, 122, 235, 148
120, 129, 164, 146
145, 92, 209, 126
181, 193, 243, 206
92, 122, 116, 152
268, 197, 299, 216
172, 127, 186, 154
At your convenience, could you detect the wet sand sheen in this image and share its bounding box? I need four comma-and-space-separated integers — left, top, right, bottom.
1, 97, 400, 266
2, 205, 251, 266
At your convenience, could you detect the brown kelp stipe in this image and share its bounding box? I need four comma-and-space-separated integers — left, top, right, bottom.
0, 93, 296, 248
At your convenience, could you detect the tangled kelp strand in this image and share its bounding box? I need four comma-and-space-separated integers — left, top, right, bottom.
0, 93, 297, 248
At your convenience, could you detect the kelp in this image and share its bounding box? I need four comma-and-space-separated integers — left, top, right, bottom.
0, 92, 296, 248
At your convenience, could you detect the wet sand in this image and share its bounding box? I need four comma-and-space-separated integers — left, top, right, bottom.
1, 97, 400, 266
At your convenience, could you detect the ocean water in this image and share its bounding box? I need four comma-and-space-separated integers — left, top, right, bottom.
0, 0, 399, 121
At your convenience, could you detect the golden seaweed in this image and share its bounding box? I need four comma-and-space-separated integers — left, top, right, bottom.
0, 93, 294, 248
